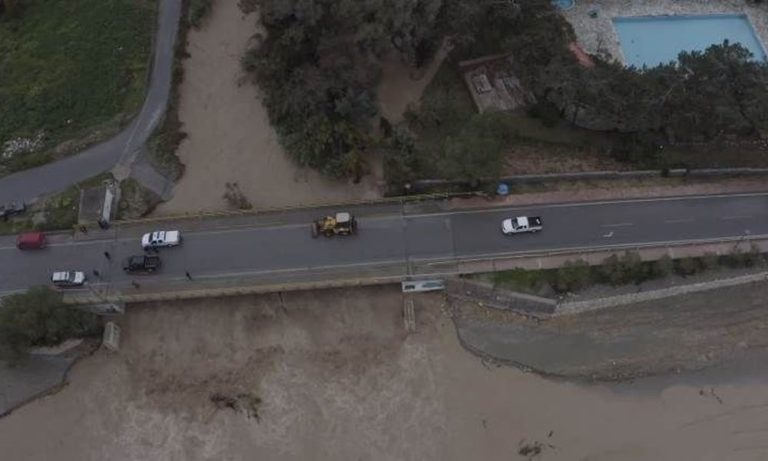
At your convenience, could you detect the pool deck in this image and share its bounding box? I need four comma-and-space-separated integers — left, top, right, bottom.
562, 0, 768, 65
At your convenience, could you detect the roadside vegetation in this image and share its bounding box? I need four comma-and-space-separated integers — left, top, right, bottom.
0, 174, 112, 235
243, 0, 768, 186
487, 247, 766, 296
146, 0, 192, 181
0, 0, 155, 174
189, 0, 213, 29
243, 0, 553, 180
0, 287, 101, 364
116, 178, 162, 219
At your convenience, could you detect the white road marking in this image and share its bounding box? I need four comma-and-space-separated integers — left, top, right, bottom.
664, 218, 694, 224
0, 193, 762, 258
602, 231, 614, 238
184, 222, 308, 237
600, 222, 633, 228
7, 231, 768, 298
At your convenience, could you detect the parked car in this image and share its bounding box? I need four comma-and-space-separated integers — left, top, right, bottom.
51, 271, 86, 288
141, 230, 181, 249
16, 231, 46, 250
0, 201, 26, 221
501, 216, 543, 235
123, 254, 161, 273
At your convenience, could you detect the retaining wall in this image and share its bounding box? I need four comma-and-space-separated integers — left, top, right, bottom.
556, 271, 768, 315
446, 279, 556, 318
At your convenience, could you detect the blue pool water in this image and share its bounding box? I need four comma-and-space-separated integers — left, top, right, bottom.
613, 14, 767, 68
552, 0, 575, 10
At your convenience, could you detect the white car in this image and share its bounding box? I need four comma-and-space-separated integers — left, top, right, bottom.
141, 230, 182, 249
51, 271, 86, 288
501, 216, 543, 235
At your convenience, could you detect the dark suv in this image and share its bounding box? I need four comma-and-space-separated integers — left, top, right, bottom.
0, 201, 25, 220
123, 255, 161, 273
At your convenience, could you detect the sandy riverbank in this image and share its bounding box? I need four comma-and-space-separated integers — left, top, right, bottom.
155, 1, 381, 215
2, 286, 768, 460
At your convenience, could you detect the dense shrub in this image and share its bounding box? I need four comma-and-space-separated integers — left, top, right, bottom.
554, 260, 592, 293
245, 0, 560, 179
598, 252, 650, 286
189, 0, 213, 28
543, 42, 768, 162
0, 287, 101, 363
674, 257, 703, 277
652, 254, 674, 277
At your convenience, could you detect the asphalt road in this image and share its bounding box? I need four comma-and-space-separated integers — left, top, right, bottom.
0, 193, 766, 295
0, 0, 181, 204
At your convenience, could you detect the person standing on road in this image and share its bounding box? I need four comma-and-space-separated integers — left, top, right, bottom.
185, 271, 193, 281
103, 251, 111, 260
93, 269, 100, 277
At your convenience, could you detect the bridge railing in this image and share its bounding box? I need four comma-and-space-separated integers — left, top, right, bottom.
64, 233, 768, 305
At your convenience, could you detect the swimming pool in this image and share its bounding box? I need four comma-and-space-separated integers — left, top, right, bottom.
613, 14, 767, 68
552, 0, 575, 10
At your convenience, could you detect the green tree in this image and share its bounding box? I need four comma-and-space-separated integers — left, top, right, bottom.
0, 287, 101, 363
383, 125, 420, 183
246, 0, 548, 178
674, 257, 702, 277
546, 41, 768, 154
599, 251, 648, 286
651, 254, 674, 277
189, 0, 213, 29
1, 0, 18, 16
554, 259, 592, 293
700, 252, 720, 271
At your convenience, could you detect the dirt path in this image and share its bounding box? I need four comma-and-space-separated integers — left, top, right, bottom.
155, 1, 381, 215
3, 287, 768, 460
377, 38, 452, 123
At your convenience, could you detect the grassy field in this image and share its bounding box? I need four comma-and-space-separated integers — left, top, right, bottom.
0, 0, 155, 173
0, 173, 113, 235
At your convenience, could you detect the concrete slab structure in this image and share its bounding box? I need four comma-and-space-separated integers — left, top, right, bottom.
459, 54, 535, 113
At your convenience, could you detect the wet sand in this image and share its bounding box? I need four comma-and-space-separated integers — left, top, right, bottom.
2, 287, 768, 460
156, 1, 381, 215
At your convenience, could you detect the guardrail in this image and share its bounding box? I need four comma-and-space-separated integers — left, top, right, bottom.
108, 191, 474, 227
63, 234, 768, 305
412, 167, 768, 189
106, 166, 768, 228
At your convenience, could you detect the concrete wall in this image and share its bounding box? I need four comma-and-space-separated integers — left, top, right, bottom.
446, 279, 556, 318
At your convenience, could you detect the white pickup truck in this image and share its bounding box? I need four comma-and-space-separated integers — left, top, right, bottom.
141, 230, 182, 249
501, 216, 543, 235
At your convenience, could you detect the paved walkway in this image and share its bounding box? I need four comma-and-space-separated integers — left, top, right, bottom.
0, 0, 181, 204
0, 356, 75, 417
